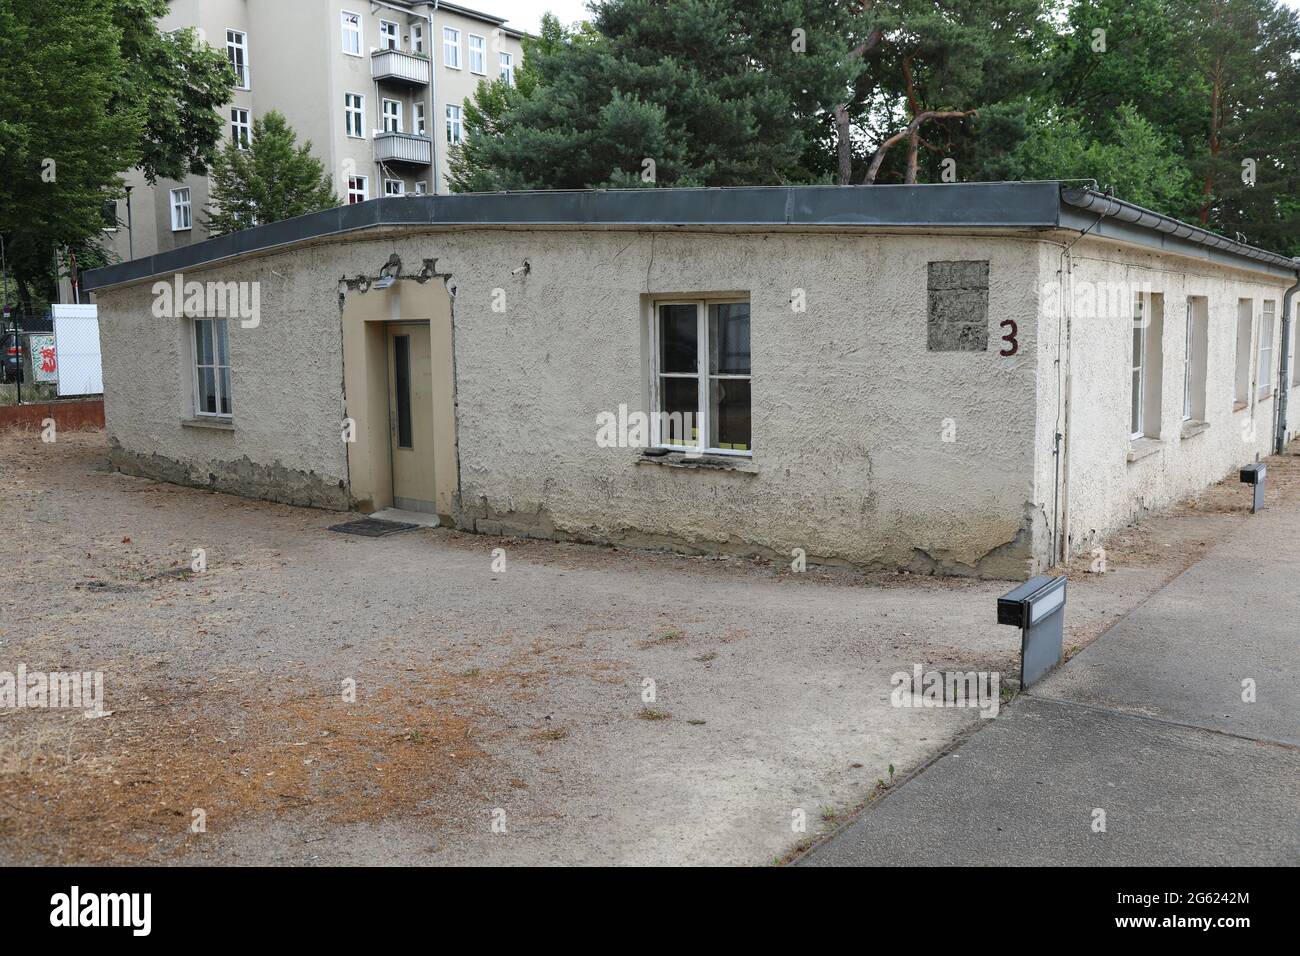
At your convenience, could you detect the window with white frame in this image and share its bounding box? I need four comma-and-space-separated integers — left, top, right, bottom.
347, 175, 368, 204
1293, 306, 1300, 387
468, 34, 486, 73
1183, 297, 1208, 423
226, 30, 249, 89
231, 107, 251, 149
170, 187, 191, 231
652, 299, 752, 454
414, 181, 427, 195
414, 102, 426, 136
1259, 300, 1275, 398
1182, 300, 1193, 421
443, 27, 461, 68
1130, 293, 1150, 439
341, 11, 361, 55
411, 23, 424, 54
193, 318, 232, 418
499, 51, 514, 84
384, 178, 405, 197
382, 99, 403, 133
345, 93, 364, 138
1234, 299, 1253, 407
101, 199, 118, 231
446, 104, 463, 144
379, 20, 398, 50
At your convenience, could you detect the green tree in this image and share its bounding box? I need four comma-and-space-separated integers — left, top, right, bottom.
0, 0, 231, 313
448, 3, 810, 190
205, 111, 338, 236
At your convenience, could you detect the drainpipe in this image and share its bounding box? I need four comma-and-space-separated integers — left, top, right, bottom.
1273, 262, 1300, 454
427, 2, 440, 194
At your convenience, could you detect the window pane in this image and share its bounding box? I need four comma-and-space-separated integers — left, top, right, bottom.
1131, 327, 1142, 370
658, 304, 697, 373
709, 302, 750, 375
214, 318, 229, 365
195, 320, 213, 366
710, 378, 751, 450
659, 376, 698, 444
395, 335, 412, 448
220, 368, 232, 416
1131, 370, 1141, 433
199, 367, 217, 414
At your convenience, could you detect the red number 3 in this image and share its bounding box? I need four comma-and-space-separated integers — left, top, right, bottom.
999, 319, 1018, 356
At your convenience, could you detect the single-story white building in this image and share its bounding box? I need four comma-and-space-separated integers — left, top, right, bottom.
82, 182, 1300, 578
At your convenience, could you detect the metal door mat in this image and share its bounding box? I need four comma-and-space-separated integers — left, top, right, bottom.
328, 518, 418, 537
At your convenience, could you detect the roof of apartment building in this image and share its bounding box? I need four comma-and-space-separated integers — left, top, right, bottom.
394, 0, 528, 37
81, 182, 1300, 291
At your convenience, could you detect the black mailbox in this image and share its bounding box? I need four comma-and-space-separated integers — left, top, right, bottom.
1240, 463, 1265, 513
997, 575, 1067, 688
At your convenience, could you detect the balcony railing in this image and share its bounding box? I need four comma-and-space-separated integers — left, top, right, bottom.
370, 48, 430, 86
373, 131, 432, 167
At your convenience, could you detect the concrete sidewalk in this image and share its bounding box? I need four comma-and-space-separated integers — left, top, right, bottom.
798, 482, 1300, 867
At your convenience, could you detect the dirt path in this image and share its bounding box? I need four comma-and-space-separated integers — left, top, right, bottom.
2, 430, 1293, 865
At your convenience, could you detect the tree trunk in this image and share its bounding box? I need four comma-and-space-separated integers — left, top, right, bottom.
863, 110, 976, 184
835, 104, 853, 185
1198, 57, 1222, 225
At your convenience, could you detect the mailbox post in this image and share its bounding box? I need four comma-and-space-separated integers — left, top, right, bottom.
1240, 463, 1265, 513
997, 575, 1067, 689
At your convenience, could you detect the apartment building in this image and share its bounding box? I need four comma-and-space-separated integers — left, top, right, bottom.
100, 0, 524, 265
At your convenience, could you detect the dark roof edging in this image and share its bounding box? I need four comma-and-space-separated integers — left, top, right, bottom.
81, 182, 1296, 291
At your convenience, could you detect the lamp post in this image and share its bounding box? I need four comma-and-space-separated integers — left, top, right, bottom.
125, 184, 134, 260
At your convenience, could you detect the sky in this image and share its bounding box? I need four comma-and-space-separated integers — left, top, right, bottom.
485, 0, 592, 34
488, 0, 1300, 35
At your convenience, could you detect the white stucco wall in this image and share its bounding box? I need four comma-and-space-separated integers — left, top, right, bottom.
93, 226, 1050, 577
1052, 235, 1294, 556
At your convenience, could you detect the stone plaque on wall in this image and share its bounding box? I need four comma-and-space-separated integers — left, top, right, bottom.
927, 260, 989, 351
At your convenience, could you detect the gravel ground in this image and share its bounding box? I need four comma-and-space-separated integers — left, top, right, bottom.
1, 429, 1289, 866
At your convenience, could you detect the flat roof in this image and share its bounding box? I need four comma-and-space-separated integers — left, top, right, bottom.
82, 183, 1298, 291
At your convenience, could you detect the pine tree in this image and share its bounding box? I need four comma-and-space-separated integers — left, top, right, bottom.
205, 111, 338, 237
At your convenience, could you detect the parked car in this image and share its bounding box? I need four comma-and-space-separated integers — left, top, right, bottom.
1, 331, 26, 384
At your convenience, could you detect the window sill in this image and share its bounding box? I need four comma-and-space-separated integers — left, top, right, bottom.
181, 416, 234, 431
1180, 420, 1210, 441
1233, 400, 1249, 413
1127, 437, 1162, 463
636, 450, 757, 473
1258, 388, 1273, 401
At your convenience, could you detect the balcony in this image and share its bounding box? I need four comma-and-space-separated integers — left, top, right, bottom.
374, 131, 432, 167
370, 48, 430, 87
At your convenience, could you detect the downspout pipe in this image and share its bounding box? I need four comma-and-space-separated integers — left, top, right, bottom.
1273, 263, 1300, 454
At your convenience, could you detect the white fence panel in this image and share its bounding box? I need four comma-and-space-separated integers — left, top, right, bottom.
52, 304, 103, 396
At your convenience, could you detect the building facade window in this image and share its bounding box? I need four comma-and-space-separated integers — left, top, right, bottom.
414, 181, 427, 195
231, 107, 251, 149
379, 20, 399, 50
101, 199, 118, 231
226, 29, 249, 89
414, 102, 426, 136
445, 104, 463, 144
345, 93, 365, 138
1183, 297, 1208, 423
382, 99, 403, 133
341, 11, 361, 55
443, 27, 461, 68
651, 298, 752, 454
411, 23, 424, 53
1259, 300, 1275, 399
1130, 295, 1145, 438
468, 34, 486, 73
499, 52, 514, 84
170, 187, 191, 231
384, 179, 405, 197
1234, 299, 1254, 408
193, 318, 232, 418
347, 175, 368, 204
